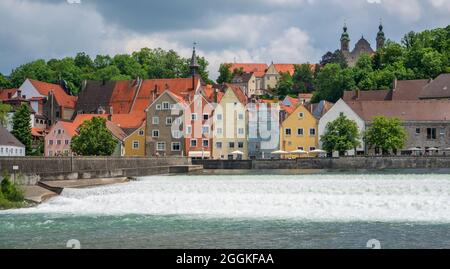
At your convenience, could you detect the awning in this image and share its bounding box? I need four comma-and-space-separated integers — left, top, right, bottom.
188, 151, 211, 158
231, 150, 244, 155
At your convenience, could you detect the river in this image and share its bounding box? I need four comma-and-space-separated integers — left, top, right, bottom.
1, 171, 450, 249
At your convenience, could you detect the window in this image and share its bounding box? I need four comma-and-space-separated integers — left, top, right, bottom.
152, 130, 160, 138
133, 141, 140, 149
190, 139, 197, 147
172, 142, 181, 151
416, 128, 421, 135
297, 128, 304, 136
203, 140, 209, 147
191, 113, 198, 121
0, 148, 3, 154
217, 114, 223, 120
238, 142, 244, 148
139, 130, 145, 136
65, 140, 69, 145
172, 130, 182, 139
175, 117, 182, 125
156, 142, 166, 151
299, 112, 304, 119
216, 142, 222, 149
238, 113, 244, 120
440, 128, 446, 136
310, 128, 316, 136
285, 128, 292, 136
57, 140, 61, 145
238, 128, 245, 135
49, 140, 54, 145
57, 129, 62, 135
152, 117, 159, 125
203, 114, 209, 121
166, 117, 173, 125
202, 125, 210, 134
229, 142, 235, 148
156, 104, 162, 110
186, 126, 192, 135
162, 102, 170, 110
216, 128, 223, 135
427, 128, 437, 140
298, 147, 304, 151
310, 147, 316, 151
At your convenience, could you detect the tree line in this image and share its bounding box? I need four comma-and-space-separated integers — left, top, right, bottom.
0, 48, 212, 96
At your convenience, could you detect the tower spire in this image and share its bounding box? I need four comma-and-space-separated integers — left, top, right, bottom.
376, 19, 385, 50
340, 22, 350, 52
189, 42, 200, 91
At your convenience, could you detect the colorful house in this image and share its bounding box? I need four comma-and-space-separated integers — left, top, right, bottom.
111, 113, 147, 157
212, 84, 249, 160
280, 103, 319, 158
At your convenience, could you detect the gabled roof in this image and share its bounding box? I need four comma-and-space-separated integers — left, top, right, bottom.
110, 80, 140, 114
305, 101, 335, 119
343, 90, 391, 101
393, 79, 430, 100
111, 113, 146, 129
0, 88, 18, 101
346, 100, 450, 122
59, 114, 127, 141
132, 77, 199, 114
231, 72, 254, 84
28, 79, 77, 108
215, 84, 247, 105
419, 73, 450, 99
75, 81, 116, 114
283, 96, 299, 107
227, 63, 268, 77
0, 126, 25, 148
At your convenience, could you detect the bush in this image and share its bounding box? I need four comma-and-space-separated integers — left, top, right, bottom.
1, 173, 24, 203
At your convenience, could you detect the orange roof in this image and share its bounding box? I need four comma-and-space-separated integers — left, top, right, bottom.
111, 113, 146, 129
132, 77, 200, 114
280, 104, 296, 114
29, 79, 77, 108
62, 114, 127, 141
58, 121, 78, 137
31, 127, 45, 137
228, 63, 268, 77
274, 64, 317, 76
285, 96, 299, 107
110, 80, 140, 114
0, 88, 18, 101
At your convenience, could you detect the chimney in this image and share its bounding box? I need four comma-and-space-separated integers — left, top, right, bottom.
110, 106, 114, 115
393, 78, 398, 91
214, 89, 219, 103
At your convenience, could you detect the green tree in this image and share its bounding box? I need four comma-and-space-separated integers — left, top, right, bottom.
313, 64, 347, 102
71, 117, 118, 156
95, 65, 129, 81
0, 73, 12, 88
12, 104, 32, 155
320, 50, 348, 69
274, 72, 293, 99
321, 113, 361, 156
0, 103, 12, 127
364, 116, 407, 155
112, 54, 145, 79
293, 64, 314, 93
217, 63, 233, 84
9, 60, 55, 88
47, 57, 82, 95
1, 172, 24, 202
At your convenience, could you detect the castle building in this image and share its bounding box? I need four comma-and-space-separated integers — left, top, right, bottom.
340, 23, 386, 67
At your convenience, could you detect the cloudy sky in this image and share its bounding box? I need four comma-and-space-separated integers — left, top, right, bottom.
0, 0, 449, 79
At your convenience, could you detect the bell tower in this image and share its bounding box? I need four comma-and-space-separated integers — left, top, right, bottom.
340, 23, 350, 53
376, 21, 386, 50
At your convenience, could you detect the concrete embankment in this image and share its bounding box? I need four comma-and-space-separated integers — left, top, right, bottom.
0, 157, 195, 185
193, 156, 450, 170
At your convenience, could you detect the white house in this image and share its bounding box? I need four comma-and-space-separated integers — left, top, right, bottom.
318, 99, 366, 156
0, 126, 25, 157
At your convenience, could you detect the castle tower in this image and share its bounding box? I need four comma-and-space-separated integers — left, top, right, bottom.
340, 24, 350, 53
376, 22, 386, 50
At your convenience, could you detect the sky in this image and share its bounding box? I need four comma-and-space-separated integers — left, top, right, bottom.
0, 0, 449, 80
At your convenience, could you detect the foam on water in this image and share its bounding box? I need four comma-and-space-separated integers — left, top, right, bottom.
4, 173, 450, 222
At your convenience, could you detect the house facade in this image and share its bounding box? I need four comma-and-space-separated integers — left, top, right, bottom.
212, 85, 248, 160
248, 102, 280, 159
280, 104, 319, 157
0, 126, 25, 157
145, 91, 186, 157
231, 73, 257, 97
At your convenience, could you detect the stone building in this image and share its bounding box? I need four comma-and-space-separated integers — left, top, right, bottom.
340, 23, 385, 67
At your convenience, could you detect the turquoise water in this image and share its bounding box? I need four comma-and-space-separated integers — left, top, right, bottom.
1, 173, 450, 249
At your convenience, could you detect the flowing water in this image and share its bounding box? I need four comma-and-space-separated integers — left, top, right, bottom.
1, 172, 450, 249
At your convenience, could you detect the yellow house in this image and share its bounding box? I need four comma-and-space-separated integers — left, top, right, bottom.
212, 84, 248, 160
280, 104, 318, 157
123, 124, 146, 156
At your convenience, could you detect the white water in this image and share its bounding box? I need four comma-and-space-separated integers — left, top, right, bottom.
5, 174, 450, 222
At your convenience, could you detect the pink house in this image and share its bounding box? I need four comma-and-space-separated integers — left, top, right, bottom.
45, 121, 77, 157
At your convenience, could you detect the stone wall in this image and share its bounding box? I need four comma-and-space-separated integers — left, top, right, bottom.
0, 157, 190, 185
194, 156, 450, 170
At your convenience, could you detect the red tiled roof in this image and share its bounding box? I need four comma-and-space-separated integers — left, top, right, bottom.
285, 96, 299, 107
274, 64, 317, 76
31, 127, 46, 137
110, 80, 140, 114
29, 79, 77, 108
0, 88, 18, 101
346, 100, 450, 122
393, 79, 430, 100
68, 114, 127, 141
343, 90, 391, 101
280, 104, 296, 115
58, 121, 78, 137
132, 77, 200, 113
110, 113, 146, 129
226, 84, 248, 105
419, 74, 450, 99
228, 63, 268, 77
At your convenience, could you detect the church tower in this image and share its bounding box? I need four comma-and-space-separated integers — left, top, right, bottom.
189, 43, 200, 91
376, 22, 386, 50
340, 24, 350, 53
